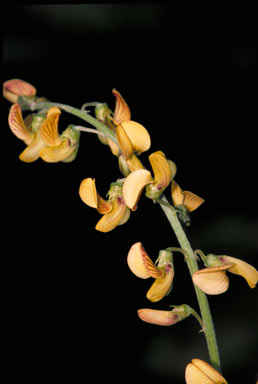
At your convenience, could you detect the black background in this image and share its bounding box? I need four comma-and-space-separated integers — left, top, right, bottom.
3, 3, 258, 383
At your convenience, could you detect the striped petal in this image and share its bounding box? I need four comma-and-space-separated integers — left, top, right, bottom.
19, 130, 46, 162
120, 120, 151, 155
220, 256, 258, 288
123, 169, 153, 210
171, 180, 184, 206
40, 107, 62, 146
183, 191, 205, 212
112, 89, 131, 125
149, 151, 173, 189
79, 178, 112, 214
95, 197, 128, 232
127, 242, 163, 279
147, 264, 174, 302
192, 265, 233, 295
8, 104, 33, 144
116, 124, 134, 160
138, 309, 179, 326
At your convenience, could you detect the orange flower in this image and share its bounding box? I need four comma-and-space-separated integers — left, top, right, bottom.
171, 180, 204, 226
123, 151, 176, 209
79, 178, 130, 232
127, 242, 174, 302
8, 104, 80, 163
193, 253, 258, 294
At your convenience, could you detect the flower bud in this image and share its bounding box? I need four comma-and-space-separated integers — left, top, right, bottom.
138, 304, 190, 326
3, 79, 36, 103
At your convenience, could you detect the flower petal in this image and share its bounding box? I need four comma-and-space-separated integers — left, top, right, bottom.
190, 359, 228, 384
95, 197, 127, 232
126, 154, 145, 172
123, 169, 153, 210
120, 120, 151, 155
79, 178, 112, 213
8, 104, 33, 144
147, 264, 174, 302
171, 180, 184, 206
3, 78, 36, 103
149, 151, 173, 189
192, 265, 233, 295
112, 89, 131, 125
40, 138, 75, 163
185, 362, 216, 384
19, 130, 46, 162
183, 191, 205, 212
220, 256, 258, 288
116, 124, 134, 160
40, 107, 62, 146
138, 309, 179, 326
127, 242, 163, 279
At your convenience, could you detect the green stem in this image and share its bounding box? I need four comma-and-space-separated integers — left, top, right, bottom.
19, 98, 118, 145
158, 195, 221, 372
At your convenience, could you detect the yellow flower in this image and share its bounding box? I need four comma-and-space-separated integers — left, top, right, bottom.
127, 242, 174, 302
185, 359, 228, 384
123, 151, 176, 209
95, 89, 151, 173
79, 178, 130, 232
3, 78, 36, 103
8, 103, 46, 162
40, 107, 80, 163
8, 104, 80, 163
192, 254, 258, 295
171, 180, 205, 226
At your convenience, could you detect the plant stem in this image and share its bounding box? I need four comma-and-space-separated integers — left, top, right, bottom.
158, 195, 222, 373
20, 99, 118, 145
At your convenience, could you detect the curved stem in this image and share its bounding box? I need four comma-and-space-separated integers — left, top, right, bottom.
158, 195, 222, 373
19, 98, 118, 145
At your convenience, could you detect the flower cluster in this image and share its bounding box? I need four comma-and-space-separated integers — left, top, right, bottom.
4, 79, 258, 383
5, 80, 80, 163
79, 89, 204, 232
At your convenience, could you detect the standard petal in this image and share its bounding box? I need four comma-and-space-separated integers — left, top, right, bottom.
138, 309, 179, 326
183, 191, 205, 212
192, 265, 233, 295
147, 264, 174, 302
79, 178, 98, 208
185, 363, 215, 384
79, 178, 112, 213
95, 197, 128, 232
191, 359, 228, 384
171, 180, 184, 206
127, 242, 163, 279
40, 107, 62, 146
19, 130, 46, 162
116, 124, 134, 160
123, 169, 153, 209
120, 120, 151, 155
221, 256, 258, 288
149, 151, 173, 189
8, 104, 33, 144
112, 89, 131, 125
